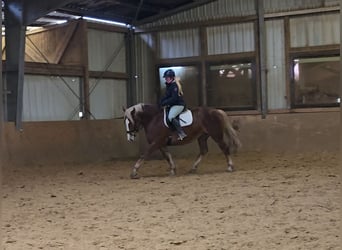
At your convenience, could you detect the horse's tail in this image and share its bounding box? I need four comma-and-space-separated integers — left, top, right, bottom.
219, 110, 242, 153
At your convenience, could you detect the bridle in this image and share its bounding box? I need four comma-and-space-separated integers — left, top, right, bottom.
124, 104, 144, 141
124, 117, 139, 139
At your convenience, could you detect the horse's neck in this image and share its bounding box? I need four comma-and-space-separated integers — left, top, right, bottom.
140, 104, 160, 126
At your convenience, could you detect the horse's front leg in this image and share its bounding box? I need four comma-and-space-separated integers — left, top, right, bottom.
160, 147, 176, 176
131, 158, 144, 179
189, 134, 209, 174
130, 141, 160, 179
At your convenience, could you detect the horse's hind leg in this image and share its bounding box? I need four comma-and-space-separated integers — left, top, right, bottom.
160, 147, 176, 176
216, 140, 234, 172
189, 134, 209, 173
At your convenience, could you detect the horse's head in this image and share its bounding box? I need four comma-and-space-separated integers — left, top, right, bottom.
123, 104, 144, 142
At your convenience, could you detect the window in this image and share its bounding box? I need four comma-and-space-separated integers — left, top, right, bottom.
158, 66, 200, 108
291, 56, 340, 107
207, 62, 256, 110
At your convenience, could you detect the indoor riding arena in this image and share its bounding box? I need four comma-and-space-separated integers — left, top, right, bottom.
1, 1, 341, 250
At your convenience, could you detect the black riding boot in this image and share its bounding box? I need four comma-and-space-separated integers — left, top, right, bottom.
171, 118, 187, 140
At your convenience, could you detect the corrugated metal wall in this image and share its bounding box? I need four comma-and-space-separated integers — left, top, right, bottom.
207, 22, 255, 55
141, 0, 256, 28
23, 75, 80, 121
266, 19, 286, 109
158, 29, 200, 58
290, 13, 340, 47
89, 78, 127, 119
87, 29, 126, 72
140, 0, 339, 29
87, 28, 128, 119
135, 34, 156, 103
264, 0, 337, 13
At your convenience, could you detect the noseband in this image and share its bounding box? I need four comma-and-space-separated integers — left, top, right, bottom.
125, 117, 139, 136
126, 128, 137, 135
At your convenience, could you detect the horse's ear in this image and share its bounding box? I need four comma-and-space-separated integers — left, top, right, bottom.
122, 106, 126, 112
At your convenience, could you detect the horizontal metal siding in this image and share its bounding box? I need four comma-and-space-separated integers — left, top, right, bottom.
89, 78, 127, 119
207, 22, 255, 55
139, 0, 339, 29
264, 0, 326, 13
87, 29, 126, 72
266, 19, 287, 110
23, 75, 80, 121
159, 29, 200, 58
290, 13, 340, 47
141, 0, 256, 28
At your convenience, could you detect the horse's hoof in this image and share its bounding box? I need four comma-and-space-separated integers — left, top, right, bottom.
227, 165, 234, 172
169, 170, 176, 176
130, 173, 140, 179
188, 169, 197, 174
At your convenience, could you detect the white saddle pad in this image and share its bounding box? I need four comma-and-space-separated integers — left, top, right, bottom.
164, 109, 193, 127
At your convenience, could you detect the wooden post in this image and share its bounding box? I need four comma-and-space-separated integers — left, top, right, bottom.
79, 20, 90, 119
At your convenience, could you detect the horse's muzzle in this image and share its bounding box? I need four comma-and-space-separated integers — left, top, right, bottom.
127, 133, 136, 142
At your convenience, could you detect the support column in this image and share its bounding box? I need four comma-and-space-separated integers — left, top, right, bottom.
256, 0, 268, 118
79, 20, 90, 119
4, 0, 26, 129
126, 27, 136, 106
199, 27, 207, 106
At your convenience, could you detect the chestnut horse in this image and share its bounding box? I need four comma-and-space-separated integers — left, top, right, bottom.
123, 103, 241, 178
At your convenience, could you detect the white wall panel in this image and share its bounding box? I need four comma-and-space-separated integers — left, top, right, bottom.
135, 34, 156, 102
87, 29, 126, 72
290, 13, 340, 47
159, 29, 199, 58
266, 19, 287, 110
207, 22, 254, 55
89, 79, 127, 119
23, 75, 80, 121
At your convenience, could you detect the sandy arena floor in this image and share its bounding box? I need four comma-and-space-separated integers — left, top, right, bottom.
2, 151, 340, 250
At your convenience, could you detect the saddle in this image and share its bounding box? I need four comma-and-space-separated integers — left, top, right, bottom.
163, 109, 193, 128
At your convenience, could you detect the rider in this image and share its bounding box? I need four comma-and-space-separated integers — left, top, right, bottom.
160, 69, 187, 140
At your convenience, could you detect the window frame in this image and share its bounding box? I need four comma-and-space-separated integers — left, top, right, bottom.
289, 51, 340, 109
156, 63, 202, 108
205, 58, 258, 111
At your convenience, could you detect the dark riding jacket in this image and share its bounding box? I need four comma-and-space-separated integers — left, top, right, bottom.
160, 81, 185, 107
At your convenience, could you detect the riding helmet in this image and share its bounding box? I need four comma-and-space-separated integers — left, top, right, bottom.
163, 69, 175, 78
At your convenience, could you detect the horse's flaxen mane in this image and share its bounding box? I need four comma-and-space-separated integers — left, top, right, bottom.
125, 103, 144, 123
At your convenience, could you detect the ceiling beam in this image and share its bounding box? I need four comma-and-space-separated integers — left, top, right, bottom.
23, 0, 76, 25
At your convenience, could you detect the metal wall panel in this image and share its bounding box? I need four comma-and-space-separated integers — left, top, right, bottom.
290, 13, 340, 47
89, 78, 127, 119
23, 75, 80, 121
139, 0, 339, 29
135, 34, 156, 102
141, 0, 256, 28
264, 0, 328, 13
87, 29, 126, 72
266, 19, 287, 110
324, 0, 340, 7
159, 29, 200, 58
207, 22, 255, 55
